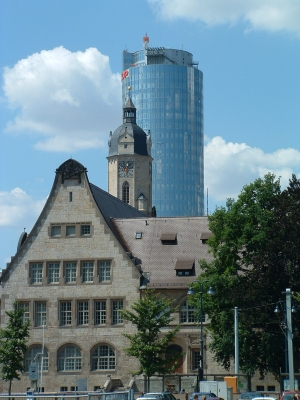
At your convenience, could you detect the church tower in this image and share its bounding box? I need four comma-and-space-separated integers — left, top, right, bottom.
107, 98, 152, 214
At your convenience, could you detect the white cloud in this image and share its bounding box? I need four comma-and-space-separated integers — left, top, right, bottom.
204, 136, 300, 206
0, 188, 45, 227
148, 0, 300, 37
2, 46, 122, 152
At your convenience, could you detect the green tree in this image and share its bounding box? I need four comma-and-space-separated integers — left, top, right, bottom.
197, 174, 300, 379
121, 289, 181, 391
0, 301, 30, 394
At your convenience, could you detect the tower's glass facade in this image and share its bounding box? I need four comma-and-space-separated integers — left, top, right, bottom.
122, 43, 204, 217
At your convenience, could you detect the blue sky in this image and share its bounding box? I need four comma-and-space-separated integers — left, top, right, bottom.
1, 0, 300, 266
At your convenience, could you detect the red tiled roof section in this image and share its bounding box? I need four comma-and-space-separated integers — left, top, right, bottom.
112, 216, 214, 289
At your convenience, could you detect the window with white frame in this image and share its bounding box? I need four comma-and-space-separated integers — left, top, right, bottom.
58, 345, 82, 371
98, 261, 111, 282
30, 263, 43, 284
91, 345, 115, 370
180, 301, 196, 323
82, 262, 94, 282
77, 301, 89, 325
94, 301, 106, 325
25, 345, 49, 371
112, 300, 123, 325
60, 301, 72, 326
35, 302, 46, 327
65, 262, 77, 283
48, 262, 60, 283
17, 302, 30, 324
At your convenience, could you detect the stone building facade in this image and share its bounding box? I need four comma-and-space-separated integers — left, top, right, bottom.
0, 157, 212, 393
0, 106, 280, 394
0, 158, 279, 394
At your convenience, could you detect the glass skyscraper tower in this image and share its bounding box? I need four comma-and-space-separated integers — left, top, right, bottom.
122, 35, 204, 217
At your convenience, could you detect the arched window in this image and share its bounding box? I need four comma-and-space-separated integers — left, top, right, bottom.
166, 344, 183, 374
57, 345, 81, 371
122, 182, 130, 204
25, 345, 49, 371
180, 301, 196, 323
91, 345, 115, 370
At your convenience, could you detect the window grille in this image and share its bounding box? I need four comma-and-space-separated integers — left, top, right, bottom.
58, 346, 81, 371
91, 345, 115, 370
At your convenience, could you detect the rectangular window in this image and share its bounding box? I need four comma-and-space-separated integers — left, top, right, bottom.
48, 262, 60, 283
81, 225, 90, 235
256, 386, 264, 391
180, 302, 196, 323
66, 225, 76, 236
51, 226, 61, 237
99, 261, 111, 282
94, 301, 106, 325
77, 301, 89, 325
60, 387, 68, 392
35, 302, 46, 327
60, 301, 72, 326
177, 270, 192, 276
112, 300, 123, 325
192, 350, 200, 370
82, 262, 94, 282
69, 192, 72, 202
65, 262, 77, 283
30, 263, 43, 284
18, 302, 30, 324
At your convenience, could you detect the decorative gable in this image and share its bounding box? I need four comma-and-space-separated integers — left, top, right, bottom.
56, 159, 87, 183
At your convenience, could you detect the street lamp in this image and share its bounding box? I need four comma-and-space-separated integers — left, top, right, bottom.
274, 288, 296, 391
187, 280, 215, 390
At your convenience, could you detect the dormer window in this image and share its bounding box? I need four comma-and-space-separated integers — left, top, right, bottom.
160, 233, 177, 245
174, 259, 195, 276
200, 232, 213, 244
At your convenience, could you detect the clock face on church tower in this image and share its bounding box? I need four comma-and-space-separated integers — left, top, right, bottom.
118, 161, 134, 177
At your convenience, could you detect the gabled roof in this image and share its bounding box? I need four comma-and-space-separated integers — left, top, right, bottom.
1, 159, 147, 279
2, 158, 213, 291
89, 183, 147, 241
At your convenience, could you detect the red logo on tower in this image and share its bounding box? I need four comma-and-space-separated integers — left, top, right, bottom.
121, 70, 129, 80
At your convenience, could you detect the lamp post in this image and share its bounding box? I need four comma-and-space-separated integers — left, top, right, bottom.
274, 288, 296, 391
188, 280, 215, 390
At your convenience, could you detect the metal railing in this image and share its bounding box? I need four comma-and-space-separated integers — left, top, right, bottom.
0, 390, 134, 400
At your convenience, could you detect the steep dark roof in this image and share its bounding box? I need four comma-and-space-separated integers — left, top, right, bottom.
124, 97, 136, 109
89, 183, 147, 236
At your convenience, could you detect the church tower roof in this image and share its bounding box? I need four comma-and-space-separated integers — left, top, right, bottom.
108, 100, 150, 157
